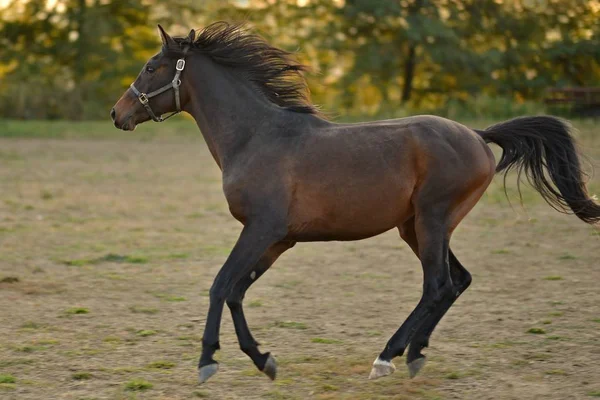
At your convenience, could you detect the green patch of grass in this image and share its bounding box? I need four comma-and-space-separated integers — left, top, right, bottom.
310, 338, 342, 344
366, 330, 382, 336
545, 369, 567, 375
0, 276, 19, 283
62, 259, 89, 267
72, 372, 92, 380
0, 359, 34, 368
101, 273, 127, 281
40, 190, 54, 200
240, 368, 263, 377
147, 361, 176, 369
0, 383, 16, 390
247, 300, 263, 308
491, 249, 511, 254
168, 253, 189, 259
130, 306, 159, 314
123, 255, 148, 264
153, 293, 186, 302
445, 371, 462, 379
187, 212, 205, 219
550, 301, 565, 306
63, 253, 149, 267
202, 245, 232, 256
124, 379, 153, 391
65, 307, 90, 315
546, 335, 564, 341
557, 253, 577, 260
321, 383, 339, 391
0, 375, 16, 384
542, 320, 552, 325
136, 330, 157, 337
193, 390, 210, 398
588, 391, 600, 397
103, 336, 121, 343
274, 321, 307, 330
527, 328, 546, 334
548, 311, 564, 317
15, 345, 38, 353
20, 321, 43, 330
544, 276, 563, 281
592, 318, 600, 323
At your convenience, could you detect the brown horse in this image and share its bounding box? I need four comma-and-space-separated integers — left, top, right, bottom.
111, 22, 600, 384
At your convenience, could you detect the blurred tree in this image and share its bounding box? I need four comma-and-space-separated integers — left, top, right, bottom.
0, 0, 598, 120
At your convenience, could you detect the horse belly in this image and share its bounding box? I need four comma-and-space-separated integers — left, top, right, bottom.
287, 179, 414, 242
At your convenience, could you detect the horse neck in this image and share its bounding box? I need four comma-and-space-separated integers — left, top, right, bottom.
182, 54, 277, 169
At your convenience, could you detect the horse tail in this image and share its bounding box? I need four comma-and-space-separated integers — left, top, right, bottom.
475, 116, 600, 225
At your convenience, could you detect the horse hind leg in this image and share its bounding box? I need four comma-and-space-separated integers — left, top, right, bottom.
405, 171, 492, 378
369, 209, 454, 379
405, 249, 471, 377
369, 161, 492, 380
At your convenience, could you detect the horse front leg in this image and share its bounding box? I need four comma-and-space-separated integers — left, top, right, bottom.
198, 222, 286, 384
226, 241, 295, 380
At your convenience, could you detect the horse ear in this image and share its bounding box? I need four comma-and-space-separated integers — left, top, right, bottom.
187, 29, 196, 43
157, 24, 176, 48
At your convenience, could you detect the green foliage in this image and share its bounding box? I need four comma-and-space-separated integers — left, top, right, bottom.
0, 0, 598, 120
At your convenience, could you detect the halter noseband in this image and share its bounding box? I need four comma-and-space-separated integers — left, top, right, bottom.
129, 47, 189, 122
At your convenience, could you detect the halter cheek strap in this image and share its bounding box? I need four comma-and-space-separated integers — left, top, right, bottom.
130, 47, 189, 122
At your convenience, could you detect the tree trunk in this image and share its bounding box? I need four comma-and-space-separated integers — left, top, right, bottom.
74, 0, 87, 119
401, 43, 417, 103
401, 0, 424, 103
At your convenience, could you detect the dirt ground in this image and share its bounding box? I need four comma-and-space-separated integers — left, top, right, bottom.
0, 120, 599, 400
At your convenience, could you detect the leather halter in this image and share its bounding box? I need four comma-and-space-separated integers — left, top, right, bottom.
129, 47, 189, 122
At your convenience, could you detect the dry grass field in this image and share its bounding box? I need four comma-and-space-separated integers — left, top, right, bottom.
0, 118, 599, 400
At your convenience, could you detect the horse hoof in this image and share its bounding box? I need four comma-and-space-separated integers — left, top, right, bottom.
198, 363, 219, 384
368, 357, 396, 380
262, 353, 277, 380
407, 356, 426, 378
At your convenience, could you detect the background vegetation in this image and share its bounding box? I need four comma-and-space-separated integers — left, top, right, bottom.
1, 0, 599, 121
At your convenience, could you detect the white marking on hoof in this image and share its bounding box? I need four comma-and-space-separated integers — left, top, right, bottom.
407, 356, 427, 378
250, 271, 256, 280
368, 357, 396, 380
198, 363, 219, 384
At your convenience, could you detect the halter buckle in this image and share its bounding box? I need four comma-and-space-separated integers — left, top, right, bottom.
138, 93, 149, 105
176, 59, 185, 71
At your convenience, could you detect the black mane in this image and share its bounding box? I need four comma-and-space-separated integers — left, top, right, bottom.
167, 22, 320, 116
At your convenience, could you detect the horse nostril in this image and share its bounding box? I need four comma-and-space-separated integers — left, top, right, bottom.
110, 108, 116, 122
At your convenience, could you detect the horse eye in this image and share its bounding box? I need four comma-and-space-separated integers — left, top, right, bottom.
146, 65, 155, 73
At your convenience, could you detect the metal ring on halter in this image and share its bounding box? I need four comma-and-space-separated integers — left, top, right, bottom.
129, 46, 189, 123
